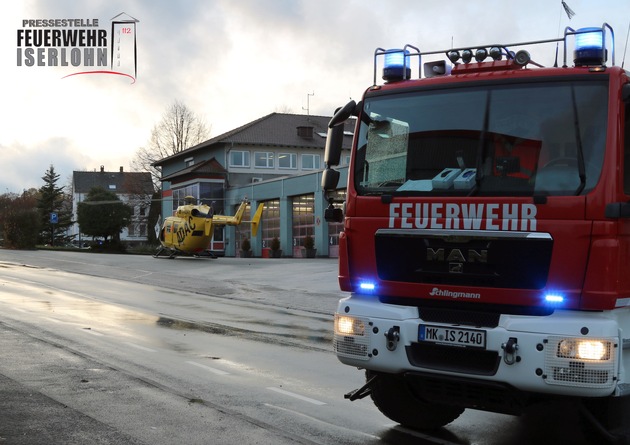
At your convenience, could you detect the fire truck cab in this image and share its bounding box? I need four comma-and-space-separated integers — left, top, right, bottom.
323, 24, 630, 442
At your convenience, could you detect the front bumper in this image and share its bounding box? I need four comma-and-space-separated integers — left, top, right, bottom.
334, 294, 626, 398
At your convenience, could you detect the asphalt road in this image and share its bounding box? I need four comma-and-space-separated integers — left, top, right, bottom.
0, 249, 597, 445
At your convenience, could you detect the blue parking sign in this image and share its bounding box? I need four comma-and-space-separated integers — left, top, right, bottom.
50, 212, 58, 224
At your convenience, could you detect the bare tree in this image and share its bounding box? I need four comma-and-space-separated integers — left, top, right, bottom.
131, 100, 210, 187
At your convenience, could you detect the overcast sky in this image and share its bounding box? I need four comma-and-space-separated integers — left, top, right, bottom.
1, 0, 629, 194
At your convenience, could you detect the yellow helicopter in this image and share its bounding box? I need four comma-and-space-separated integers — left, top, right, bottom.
154, 196, 263, 258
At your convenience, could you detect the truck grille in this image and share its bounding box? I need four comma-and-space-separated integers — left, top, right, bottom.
375, 229, 552, 289
406, 342, 500, 375
418, 306, 500, 327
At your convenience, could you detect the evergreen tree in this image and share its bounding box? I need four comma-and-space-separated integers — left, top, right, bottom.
77, 187, 132, 244
37, 165, 73, 246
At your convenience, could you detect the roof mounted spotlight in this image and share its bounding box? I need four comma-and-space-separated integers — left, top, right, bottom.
475, 48, 488, 62
461, 49, 473, 64
489, 47, 502, 61
574, 27, 606, 66
447, 50, 460, 64
382, 49, 411, 82
514, 50, 531, 66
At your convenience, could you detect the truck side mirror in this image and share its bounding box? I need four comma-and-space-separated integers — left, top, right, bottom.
322, 168, 340, 191
324, 124, 344, 167
324, 100, 356, 167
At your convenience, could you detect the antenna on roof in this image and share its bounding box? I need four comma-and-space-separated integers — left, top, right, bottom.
302, 91, 314, 116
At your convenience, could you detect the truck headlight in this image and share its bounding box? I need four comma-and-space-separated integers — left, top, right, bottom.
557, 339, 611, 361
333, 314, 370, 360
335, 315, 365, 336
545, 336, 617, 388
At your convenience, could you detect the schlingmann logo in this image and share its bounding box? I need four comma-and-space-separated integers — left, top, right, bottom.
16, 13, 138, 83
429, 287, 481, 299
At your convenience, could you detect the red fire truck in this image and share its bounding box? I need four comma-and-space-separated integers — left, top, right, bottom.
322, 24, 630, 442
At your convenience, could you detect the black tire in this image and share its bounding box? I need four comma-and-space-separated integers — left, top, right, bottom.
579, 398, 630, 445
368, 371, 464, 430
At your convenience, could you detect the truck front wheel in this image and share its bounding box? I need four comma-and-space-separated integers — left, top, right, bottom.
368, 371, 464, 430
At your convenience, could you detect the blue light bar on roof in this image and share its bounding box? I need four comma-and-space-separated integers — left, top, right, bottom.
383, 49, 410, 82
574, 27, 605, 66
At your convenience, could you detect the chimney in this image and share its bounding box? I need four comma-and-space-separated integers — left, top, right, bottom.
100, 165, 104, 172
120, 166, 124, 173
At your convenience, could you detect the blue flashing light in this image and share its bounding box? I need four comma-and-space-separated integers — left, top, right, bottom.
359, 282, 375, 291
576, 27, 603, 49
545, 294, 564, 304
574, 27, 605, 66
383, 49, 411, 82
384, 50, 407, 68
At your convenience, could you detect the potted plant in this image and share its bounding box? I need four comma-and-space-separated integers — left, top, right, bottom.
270, 236, 282, 258
303, 235, 316, 258
240, 238, 252, 258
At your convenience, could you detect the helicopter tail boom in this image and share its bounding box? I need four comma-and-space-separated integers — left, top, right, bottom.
250, 203, 264, 237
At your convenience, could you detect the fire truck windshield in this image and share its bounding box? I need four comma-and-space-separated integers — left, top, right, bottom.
355, 79, 608, 196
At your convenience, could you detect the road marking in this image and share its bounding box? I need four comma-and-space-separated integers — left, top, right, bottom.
11, 307, 27, 313
186, 360, 230, 375
79, 327, 103, 336
41, 317, 63, 323
125, 342, 157, 353
266, 387, 326, 405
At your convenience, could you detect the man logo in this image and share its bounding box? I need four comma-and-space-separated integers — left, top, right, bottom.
427, 248, 488, 263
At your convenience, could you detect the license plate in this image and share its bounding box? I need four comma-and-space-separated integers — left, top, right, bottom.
418, 324, 486, 348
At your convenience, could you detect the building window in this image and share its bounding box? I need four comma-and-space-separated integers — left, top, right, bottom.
292, 194, 315, 257
261, 200, 280, 250
171, 184, 199, 214
185, 157, 194, 167
278, 153, 297, 169
255, 152, 274, 168
230, 150, 250, 168
301, 154, 320, 170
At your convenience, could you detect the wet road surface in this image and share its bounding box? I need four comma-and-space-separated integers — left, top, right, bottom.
0, 249, 597, 444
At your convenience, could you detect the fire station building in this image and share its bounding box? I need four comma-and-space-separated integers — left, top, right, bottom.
153, 113, 353, 258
